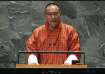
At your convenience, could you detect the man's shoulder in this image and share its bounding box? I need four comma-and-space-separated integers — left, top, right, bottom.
33, 24, 45, 32
62, 22, 75, 30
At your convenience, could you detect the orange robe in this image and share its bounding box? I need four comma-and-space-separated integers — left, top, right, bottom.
26, 22, 80, 64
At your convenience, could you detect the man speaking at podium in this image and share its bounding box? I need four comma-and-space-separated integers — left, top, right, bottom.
26, 2, 80, 65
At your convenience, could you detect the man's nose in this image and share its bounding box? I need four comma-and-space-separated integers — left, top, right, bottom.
51, 15, 55, 19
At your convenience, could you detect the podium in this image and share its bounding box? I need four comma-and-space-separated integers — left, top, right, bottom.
17, 51, 87, 68
16, 64, 87, 68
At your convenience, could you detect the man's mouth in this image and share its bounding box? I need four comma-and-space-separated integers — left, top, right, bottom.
50, 22, 56, 25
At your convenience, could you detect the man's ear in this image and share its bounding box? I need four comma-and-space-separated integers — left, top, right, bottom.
43, 11, 47, 17
59, 11, 62, 16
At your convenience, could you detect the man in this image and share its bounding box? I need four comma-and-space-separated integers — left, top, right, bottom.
26, 3, 80, 64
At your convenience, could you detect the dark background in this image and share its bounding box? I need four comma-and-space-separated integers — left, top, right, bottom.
0, 1, 105, 68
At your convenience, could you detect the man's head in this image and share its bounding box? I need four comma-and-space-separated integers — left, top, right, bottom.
44, 3, 61, 29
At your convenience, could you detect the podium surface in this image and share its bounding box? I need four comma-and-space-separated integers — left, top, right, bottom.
16, 64, 87, 68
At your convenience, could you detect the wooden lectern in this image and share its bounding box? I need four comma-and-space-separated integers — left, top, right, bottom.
16, 64, 87, 68
17, 51, 87, 68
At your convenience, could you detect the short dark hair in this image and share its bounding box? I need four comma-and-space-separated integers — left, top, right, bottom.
44, 2, 61, 13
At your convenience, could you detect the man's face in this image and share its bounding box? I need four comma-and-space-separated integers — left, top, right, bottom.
45, 5, 61, 28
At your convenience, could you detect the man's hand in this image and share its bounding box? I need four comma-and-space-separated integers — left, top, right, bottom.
28, 54, 39, 64
64, 54, 78, 65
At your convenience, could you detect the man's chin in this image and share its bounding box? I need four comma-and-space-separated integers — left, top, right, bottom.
51, 25, 57, 28
50, 22, 57, 27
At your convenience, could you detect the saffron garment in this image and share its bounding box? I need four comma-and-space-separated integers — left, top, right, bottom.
26, 22, 80, 64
